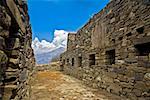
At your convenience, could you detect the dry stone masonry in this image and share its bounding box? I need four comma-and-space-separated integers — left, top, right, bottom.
0, 0, 35, 99
60, 0, 150, 99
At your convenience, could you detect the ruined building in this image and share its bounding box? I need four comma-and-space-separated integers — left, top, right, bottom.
0, 0, 35, 99
60, 0, 150, 99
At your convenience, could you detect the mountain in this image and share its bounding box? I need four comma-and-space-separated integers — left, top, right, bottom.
31, 30, 70, 64
35, 47, 65, 64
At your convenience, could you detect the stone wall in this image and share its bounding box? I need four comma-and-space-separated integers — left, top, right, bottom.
60, 0, 150, 99
0, 0, 35, 100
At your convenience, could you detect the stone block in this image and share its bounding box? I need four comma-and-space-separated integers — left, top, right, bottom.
5, 71, 18, 80
132, 89, 142, 97
118, 75, 128, 82
142, 91, 150, 97
116, 60, 125, 64
109, 72, 118, 78
19, 69, 27, 82
95, 76, 102, 82
147, 32, 150, 36
0, 30, 9, 37
102, 75, 114, 83
127, 93, 137, 100
120, 82, 133, 88
7, 38, 20, 49
134, 81, 147, 90
0, 8, 11, 30
107, 83, 122, 95
144, 73, 150, 80
114, 79, 120, 83
2, 85, 17, 100
122, 88, 132, 93
0, 36, 6, 50
145, 81, 150, 88
134, 72, 144, 81
125, 58, 137, 64
9, 58, 19, 65
133, 36, 150, 45
110, 18, 115, 23
0, 26, 2, 31
126, 70, 134, 78
0, 50, 8, 64
112, 67, 127, 75
9, 50, 20, 58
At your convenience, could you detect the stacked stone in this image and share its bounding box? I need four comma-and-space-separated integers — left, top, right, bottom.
0, 0, 35, 100
61, 0, 150, 99
67, 33, 77, 51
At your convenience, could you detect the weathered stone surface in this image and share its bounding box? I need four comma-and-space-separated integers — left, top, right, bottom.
102, 75, 114, 83
120, 82, 133, 88
95, 76, 102, 82
132, 89, 142, 97
145, 81, 150, 88
107, 83, 122, 95
19, 69, 27, 82
122, 88, 132, 94
2, 85, 17, 100
0, 30, 9, 37
134, 72, 144, 81
5, 49, 20, 59
60, 0, 150, 99
0, 6, 11, 30
0, 1, 35, 99
7, 38, 20, 49
6, 0, 26, 33
144, 73, 150, 80
0, 36, 5, 50
134, 81, 147, 90
0, 50, 8, 64
124, 58, 137, 64
9, 58, 19, 65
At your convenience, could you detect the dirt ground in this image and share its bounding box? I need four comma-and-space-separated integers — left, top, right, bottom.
30, 71, 125, 100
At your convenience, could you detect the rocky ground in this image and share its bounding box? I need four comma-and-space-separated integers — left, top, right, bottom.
30, 70, 125, 100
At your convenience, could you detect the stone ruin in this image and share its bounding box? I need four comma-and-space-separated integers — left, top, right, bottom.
0, 0, 35, 99
60, 0, 150, 99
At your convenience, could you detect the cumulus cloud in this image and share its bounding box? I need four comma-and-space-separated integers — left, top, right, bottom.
32, 30, 69, 54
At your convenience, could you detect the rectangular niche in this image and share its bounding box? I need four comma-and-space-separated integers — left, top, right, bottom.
135, 42, 150, 67
136, 26, 144, 34
72, 58, 74, 66
78, 57, 82, 67
89, 54, 95, 66
67, 58, 69, 64
63, 59, 65, 65
106, 49, 115, 65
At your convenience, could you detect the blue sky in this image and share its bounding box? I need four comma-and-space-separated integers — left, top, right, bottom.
28, 0, 109, 42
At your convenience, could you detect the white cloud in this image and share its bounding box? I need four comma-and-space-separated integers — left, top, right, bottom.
32, 30, 69, 54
